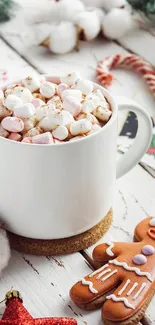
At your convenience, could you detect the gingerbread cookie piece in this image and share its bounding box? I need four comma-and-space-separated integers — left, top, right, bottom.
70, 217, 155, 325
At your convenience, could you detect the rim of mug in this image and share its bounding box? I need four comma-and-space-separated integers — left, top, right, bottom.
0, 75, 118, 147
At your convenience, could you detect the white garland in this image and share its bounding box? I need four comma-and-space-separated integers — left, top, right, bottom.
18, 0, 139, 54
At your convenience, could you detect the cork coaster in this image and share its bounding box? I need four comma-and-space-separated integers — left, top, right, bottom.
7, 209, 113, 256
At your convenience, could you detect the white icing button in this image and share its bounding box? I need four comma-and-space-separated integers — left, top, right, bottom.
149, 218, 155, 227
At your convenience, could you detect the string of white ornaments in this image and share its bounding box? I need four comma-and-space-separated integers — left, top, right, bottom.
32, 0, 138, 54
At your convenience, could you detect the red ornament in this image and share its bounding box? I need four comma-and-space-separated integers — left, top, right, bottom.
0, 290, 77, 325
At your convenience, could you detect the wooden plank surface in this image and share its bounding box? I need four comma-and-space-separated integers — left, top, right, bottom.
0, 18, 155, 324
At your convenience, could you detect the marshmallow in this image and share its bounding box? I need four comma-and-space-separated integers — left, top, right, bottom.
87, 124, 101, 134
24, 126, 43, 138
33, 93, 46, 102
40, 82, 56, 98
32, 132, 54, 144
39, 110, 74, 131
93, 106, 112, 122
36, 104, 56, 122
14, 103, 35, 119
31, 98, 45, 109
93, 89, 105, 100
76, 112, 99, 124
22, 116, 38, 132
52, 126, 68, 140
2, 117, 24, 133
60, 72, 80, 86
73, 79, 93, 95
8, 133, 22, 141
22, 137, 32, 143
70, 135, 85, 141
62, 96, 81, 117
54, 138, 63, 144
61, 89, 82, 101
0, 89, 4, 101
47, 96, 62, 110
70, 119, 92, 136
0, 124, 9, 138
4, 95, 23, 111
57, 83, 69, 96
22, 76, 41, 93
5, 86, 33, 103
0, 105, 11, 120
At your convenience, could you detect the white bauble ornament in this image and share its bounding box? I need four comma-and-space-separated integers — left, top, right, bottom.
102, 8, 133, 39
41, 22, 78, 54
74, 11, 100, 41
101, 0, 127, 11
53, 0, 85, 22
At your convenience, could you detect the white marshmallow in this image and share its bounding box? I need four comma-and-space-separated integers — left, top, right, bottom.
52, 125, 68, 140
0, 124, 9, 138
0, 89, 4, 101
5, 86, 33, 103
76, 112, 99, 124
73, 79, 93, 95
93, 106, 112, 122
86, 93, 101, 104
61, 89, 82, 101
22, 76, 41, 93
87, 124, 101, 134
31, 98, 45, 109
62, 96, 81, 117
39, 110, 74, 131
40, 82, 56, 98
0, 105, 12, 120
36, 104, 56, 121
93, 89, 105, 101
57, 83, 69, 96
24, 126, 42, 138
60, 72, 80, 86
23, 116, 38, 132
47, 96, 62, 110
70, 118, 92, 135
14, 103, 35, 118
4, 95, 23, 111
32, 132, 54, 144
2, 117, 24, 133
70, 135, 85, 141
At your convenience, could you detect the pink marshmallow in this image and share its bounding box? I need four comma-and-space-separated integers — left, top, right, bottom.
2, 117, 24, 133
22, 137, 32, 143
57, 83, 69, 97
31, 98, 44, 109
8, 133, 22, 142
62, 96, 81, 117
32, 132, 54, 144
54, 138, 63, 144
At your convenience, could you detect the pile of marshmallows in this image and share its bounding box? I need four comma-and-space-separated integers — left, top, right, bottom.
0, 73, 112, 145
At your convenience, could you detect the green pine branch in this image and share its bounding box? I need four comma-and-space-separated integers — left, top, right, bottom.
0, 0, 14, 23
127, 0, 155, 15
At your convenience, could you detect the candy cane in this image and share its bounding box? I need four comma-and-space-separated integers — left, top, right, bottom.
96, 54, 155, 97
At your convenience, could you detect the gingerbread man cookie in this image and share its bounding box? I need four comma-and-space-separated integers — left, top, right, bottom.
70, 217, 155, 325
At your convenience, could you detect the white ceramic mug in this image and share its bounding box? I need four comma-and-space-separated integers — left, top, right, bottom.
0, 77, 152, 239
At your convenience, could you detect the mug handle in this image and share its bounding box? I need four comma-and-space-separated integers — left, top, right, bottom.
116, 96, 152, 179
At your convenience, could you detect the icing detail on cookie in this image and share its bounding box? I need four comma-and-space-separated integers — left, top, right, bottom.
133, 254, 147, 265
142, 245, 155, 256
109, 260, 153, 282
149, 217, 155, 226
148, 228, 155, 240
118, 280, 131, 296
127, 282, 138, 296
81, 278, 98, 294
88, 264, 109, 278
133, 283, 147, 300
96, 268, 111, 279
101, 269, 118, 282
105, 241, 114, 257
106, 294, 135, 310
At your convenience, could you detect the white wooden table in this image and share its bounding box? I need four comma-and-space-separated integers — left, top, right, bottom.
0, 14, 155, 325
